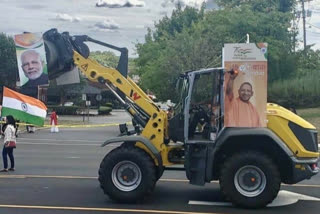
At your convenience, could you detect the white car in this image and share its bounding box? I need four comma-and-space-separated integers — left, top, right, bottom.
63, 102, 74, 106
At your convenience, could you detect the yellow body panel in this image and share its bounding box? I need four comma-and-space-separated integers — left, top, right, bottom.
267, 103, 319, 158
267, 103, 315, 129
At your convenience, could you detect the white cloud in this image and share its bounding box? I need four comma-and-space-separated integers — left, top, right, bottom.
55, 13, 82, 22
94, 19, 120, 31
134, 25, 145, 29
159, 10, 168, 16
96, 0, 145, 8
309, 1, 320, 9
0, 0, 318, 57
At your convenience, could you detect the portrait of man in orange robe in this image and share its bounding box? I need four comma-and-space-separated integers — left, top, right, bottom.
225, 71, 261, 127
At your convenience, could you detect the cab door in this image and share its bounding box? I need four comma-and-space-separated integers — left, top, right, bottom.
187, 71, 221, 142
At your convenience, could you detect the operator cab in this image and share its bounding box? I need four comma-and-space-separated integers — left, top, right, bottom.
168, 68, 224, 143
188, 69, 223, 141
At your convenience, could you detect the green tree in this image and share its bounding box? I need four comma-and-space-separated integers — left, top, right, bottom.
295, 48, 320, 77
153, 5, 204, 41
216, 0, 296, 12
135, 3, 295, 101
0, 33, 18, 91
90, 51, 119, 68
90, 50, 136, 74
135, 6, 207, 101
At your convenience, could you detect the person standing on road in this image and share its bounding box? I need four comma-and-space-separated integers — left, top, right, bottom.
50, 110, 59, 133
1, 115, 17, 172
15, 120, 20, 137
26, 125, 35, 133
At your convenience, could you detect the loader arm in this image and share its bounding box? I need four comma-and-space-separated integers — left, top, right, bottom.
44, 29, 174, 165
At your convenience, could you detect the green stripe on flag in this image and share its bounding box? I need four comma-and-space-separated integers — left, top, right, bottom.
1, 107, 45, 126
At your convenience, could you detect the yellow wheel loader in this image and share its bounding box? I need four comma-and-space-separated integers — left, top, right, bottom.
44, 29, 319, 208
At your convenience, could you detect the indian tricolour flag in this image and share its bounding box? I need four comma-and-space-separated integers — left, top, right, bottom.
1, 87, 47, 126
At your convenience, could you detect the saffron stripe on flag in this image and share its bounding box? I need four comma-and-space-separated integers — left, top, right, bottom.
2, 97, 47, 118
2, 87, 47, 126
3, 87, 47, 110
1, 107, 45, 126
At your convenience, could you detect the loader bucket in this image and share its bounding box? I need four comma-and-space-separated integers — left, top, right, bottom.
43, 28, 90, 80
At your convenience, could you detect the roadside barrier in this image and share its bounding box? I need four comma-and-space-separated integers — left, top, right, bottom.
0, 121, 131, 129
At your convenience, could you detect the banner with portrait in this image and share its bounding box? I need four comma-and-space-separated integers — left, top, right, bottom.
14, 33, 48, 89
223, 43, 268, 128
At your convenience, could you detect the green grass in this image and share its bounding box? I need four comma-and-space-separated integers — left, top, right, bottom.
297, 107, 320, 131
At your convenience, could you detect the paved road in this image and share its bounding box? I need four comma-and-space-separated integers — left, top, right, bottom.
52, 110, 131, 125
0, 111, 320, 214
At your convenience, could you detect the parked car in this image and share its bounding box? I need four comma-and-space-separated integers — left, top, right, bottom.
63, 102, 74, 106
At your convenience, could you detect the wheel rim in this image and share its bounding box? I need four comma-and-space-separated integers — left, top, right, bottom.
112, 160, 142, 192
234, 165, 266, 197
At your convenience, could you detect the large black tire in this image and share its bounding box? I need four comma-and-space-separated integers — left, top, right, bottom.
99, 146, 156, 203
219, 151, 281, 208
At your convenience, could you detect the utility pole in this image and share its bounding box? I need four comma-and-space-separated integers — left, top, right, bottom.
300, 0, 313, 50
301, 0, 307, 50
293, 9, 297, 53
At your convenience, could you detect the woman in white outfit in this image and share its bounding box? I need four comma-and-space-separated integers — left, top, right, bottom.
1, 115, 16, 172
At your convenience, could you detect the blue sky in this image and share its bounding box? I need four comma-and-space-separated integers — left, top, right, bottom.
0, 0, 318, 57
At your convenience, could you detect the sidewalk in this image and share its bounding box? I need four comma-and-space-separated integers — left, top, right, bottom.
10, 110, 129, 135
45, 109, 129, 126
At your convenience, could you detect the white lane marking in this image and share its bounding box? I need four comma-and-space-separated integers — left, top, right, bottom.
268, 193, 298, 207
66, 157, 81, 159
18, 142, 99, 146
0, 204, 221, 214
189, 190, 320, 207
16, 142, 119, 147
18, 138, 102, 143
0, 175, 97, 179
278, 190, 320, 201
189, 201, 232, 207
268, 190, 320, 207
